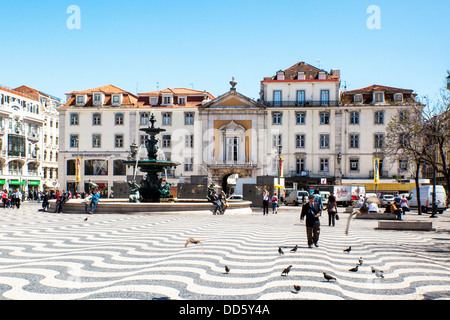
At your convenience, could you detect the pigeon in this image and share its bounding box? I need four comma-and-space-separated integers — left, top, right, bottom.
281, 265, 292, 276
290, 245, 298, 253
349, 265, 358, 272
358, 257, 363, 265
372, 266, 384, 278
225, 266, 230, 274
278, 247, 284, 255
343, 246, 351, 253
293, 285, 301, 293
84, 217, 88, 221
323, 272, 336, 281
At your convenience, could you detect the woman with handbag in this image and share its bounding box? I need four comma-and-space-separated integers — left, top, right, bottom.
326, 193, 338, 227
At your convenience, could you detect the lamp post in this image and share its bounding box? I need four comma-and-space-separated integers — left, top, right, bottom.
277, 145, 282, 205
129, 142, 138, 180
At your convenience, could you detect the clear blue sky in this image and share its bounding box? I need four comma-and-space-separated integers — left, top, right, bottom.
1, 0, 449, 102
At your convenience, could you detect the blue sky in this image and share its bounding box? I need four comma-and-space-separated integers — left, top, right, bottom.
1, 0, 449, 102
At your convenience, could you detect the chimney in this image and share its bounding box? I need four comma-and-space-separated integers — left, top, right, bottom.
331, 69, 341, 79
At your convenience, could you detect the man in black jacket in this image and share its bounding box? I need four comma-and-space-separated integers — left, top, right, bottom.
300, 194, 321, 248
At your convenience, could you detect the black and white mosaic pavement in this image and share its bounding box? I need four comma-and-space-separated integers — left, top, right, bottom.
0, 203, 449, 300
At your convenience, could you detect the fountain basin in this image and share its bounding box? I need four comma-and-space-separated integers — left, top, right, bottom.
53, 199, 253, 215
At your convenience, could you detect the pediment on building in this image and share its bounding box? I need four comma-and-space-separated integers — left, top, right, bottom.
219, 120, 246, 132
199, 89, 266, 110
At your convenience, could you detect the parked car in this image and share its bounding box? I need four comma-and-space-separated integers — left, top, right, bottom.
285, 190, 309, 206
381, 194, 395, 207
227, 194, 243, 201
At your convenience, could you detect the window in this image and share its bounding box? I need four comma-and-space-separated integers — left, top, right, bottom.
115, 113, 124, 125
93, 113, 101, 125
350, 111, 359, 124
273, 90, 282, 107
92, 134, 101, 148
350, 159, 359, 171
150, 97, 158, 105
113, 160, 126, 176
178, 97, 186, 105
115, 134, 124, 148
185, 112, 194, 125
296, 112, 306, 125
320, 158, 329, 172
320, 134, 329, 149
354, 94, 363, 103
273, 112, 282, 125
373, 92, 384, 103
184, 157, 193, 171
185, 135, 194, 148
399, 110, 407, 122
84, 159, 108, 176
273, 134, 282, 148
70, 113, 79, 125
296, 158, 305, 174
66, 159, 76, 175
140, 135, 148, 147
296, 90, 305, 106
374, 133, 384, 149
140, 113, 149, 125
321, 90, 329, 106
349, 134, 359, 148
225, 137, 239, 162
320, 112, 330, 125
162, 113, 172, 126
394, 93, 403, 103
76, 95, 85, 104
94, 93, 101, 103
296, 134, 305, 148
112, 95, 121, 104
163, 96, 171, 105
399, 159, 408, 171
162, 135, 171, 148
70, 134, 79, 148
374, 111, 384, 124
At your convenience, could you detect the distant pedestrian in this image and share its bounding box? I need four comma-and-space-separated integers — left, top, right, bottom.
55, 190, 63, 213
42, 192, 50, 212
262, 189, 269, 215
271, 193, 278, 214
14, 189, 22, 209
300, 194, 321, 248
400, 195, 409, 215
391, 200, 402, 220
313, 189, 323, 215
1, 190, 8, 208
326, 193, 337, 226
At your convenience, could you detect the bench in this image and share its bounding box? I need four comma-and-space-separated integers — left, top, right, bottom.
376, 221, 435, 231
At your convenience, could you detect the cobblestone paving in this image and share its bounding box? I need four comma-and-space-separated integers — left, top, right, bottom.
0, 203, 449, 300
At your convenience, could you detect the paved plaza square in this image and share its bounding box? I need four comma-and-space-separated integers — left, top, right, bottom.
0, 203, 449, 300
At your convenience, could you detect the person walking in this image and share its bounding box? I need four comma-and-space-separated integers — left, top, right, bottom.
55, 190, 63, 213
88, 189, 100, 214
271, 193, 278, 214
326, 193, 338, 226
300, 194, 321, 248
1, 190, 8, 209
400, 195, 409, 215
14, 189, 22, 209
262, 189, 270, 215
42, 191, 50, 212
313, 189, 323, 216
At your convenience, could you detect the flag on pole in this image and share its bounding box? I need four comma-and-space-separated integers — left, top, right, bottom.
75, 157, 81, 182
373, 158, 380, 184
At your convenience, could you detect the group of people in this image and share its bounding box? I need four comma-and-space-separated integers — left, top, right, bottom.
262, 189, 280, 215
83, 189, 101, 214
386, 195, 410, 220
1, 189, 23, 209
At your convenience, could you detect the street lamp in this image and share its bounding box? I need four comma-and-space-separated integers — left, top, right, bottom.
277, 145, 282, 205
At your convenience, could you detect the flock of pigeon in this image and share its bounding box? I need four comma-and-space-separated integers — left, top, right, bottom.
184, 238, 385, 294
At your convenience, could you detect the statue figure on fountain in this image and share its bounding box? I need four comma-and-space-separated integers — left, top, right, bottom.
159, 182, 172, 199
128, 180, 141, 203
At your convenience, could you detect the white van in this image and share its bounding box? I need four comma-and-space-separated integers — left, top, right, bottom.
285, 190, 309, 206
408, 185, 447, 214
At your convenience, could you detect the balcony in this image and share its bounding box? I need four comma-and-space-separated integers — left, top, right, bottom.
369, 170, 389, 179
263, 100, 340, 108
208, 161, 257, 169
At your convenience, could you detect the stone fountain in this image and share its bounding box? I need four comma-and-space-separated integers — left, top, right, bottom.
123, 113, 179, 202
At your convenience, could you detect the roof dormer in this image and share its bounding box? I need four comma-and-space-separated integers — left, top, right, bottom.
76, 94, 87, 106
276, 70, 285, 80
93, 92, 105, 106
161, 94, 173, 106
111, 94, 123, 106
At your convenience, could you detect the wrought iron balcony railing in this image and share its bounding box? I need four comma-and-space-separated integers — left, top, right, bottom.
263, 100, 340, 108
